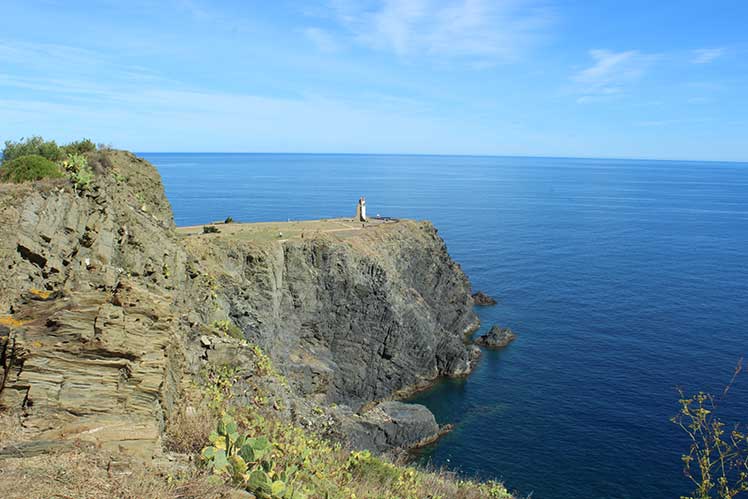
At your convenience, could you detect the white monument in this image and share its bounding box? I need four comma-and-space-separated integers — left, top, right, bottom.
355, 196, 367, 222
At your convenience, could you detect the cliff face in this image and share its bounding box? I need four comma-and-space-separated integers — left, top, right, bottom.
183, 221, 479, 410
0, 150, 184, 314
0, 151, 188, 457
0, 150, 478, 459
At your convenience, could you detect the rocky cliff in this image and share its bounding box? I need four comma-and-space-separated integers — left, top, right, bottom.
183, 220, 479, 411
0, 150, 479, 460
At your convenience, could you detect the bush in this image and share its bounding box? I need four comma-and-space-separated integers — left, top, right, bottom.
0, 154, 64, 183
204, 225, 220, 234
212, 319, 244, 340
225, 216, 235, 224
673, 360, 748, 499
165, 402, 216, 454
62, 138, 96, 155
2, 136, 63, 162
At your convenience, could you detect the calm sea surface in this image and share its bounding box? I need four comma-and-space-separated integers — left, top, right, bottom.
143, 153, 748, 499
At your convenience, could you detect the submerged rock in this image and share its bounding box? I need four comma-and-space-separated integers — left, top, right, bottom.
475, 325, 516, 349
471, 291, 497, 306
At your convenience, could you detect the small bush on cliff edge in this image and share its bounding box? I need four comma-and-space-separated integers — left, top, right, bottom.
62, 138, 97, 155
2, 136, 97, 162
2, 136, 63, 162
1, 137, 99, 189
0, 154, 64, 183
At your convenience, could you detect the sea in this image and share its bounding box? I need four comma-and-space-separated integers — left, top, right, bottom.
142, 153, 748, 499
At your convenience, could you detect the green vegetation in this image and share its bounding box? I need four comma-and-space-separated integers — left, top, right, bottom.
0, 155, 64, 183
189, 344, 513, 499
62, 138, 97, 155
211, 319, 244, 340
225, 216, 235, 224
61, 153, 94, 191
2, 136, 98, 163
673, 361, 748, 499
2, 136, 63, 162
1, 137, 98, 188
202, 413, 305, 498
203, 225, 221, 234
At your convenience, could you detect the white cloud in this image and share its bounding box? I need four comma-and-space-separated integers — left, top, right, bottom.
691, 47, 725, 64
0, 40, 164, 83
0, 71, 484, 153
573, 49, 656, 103
320, 0, 552, 62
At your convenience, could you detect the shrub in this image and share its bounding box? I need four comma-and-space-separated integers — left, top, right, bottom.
0, 154, 64, 183
225, 216, 235, 224
62, 138, 96, 155
212, 319, 244, 340
2, 136, 63, 162
88, 151, 114, 174
165, 402, 216, 454
673, 360, 748, 499
204, 225, 220, 234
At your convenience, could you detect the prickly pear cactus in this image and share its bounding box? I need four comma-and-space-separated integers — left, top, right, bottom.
200, 413, 306, 498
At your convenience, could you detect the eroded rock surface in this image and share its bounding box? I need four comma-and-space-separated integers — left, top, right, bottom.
183, 221, 479, 410
0, 150, 479, 459
471, 291, 497, 306
475, 325, 516, 349
341, 401, 442, 453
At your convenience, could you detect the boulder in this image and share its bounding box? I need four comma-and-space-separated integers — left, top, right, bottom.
475, 325, 516, 349
342, 401, 442, 453
471, 291, 497, 306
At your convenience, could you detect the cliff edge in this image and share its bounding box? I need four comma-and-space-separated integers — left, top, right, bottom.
181, 218, 479, 411
0, 149, 479, 460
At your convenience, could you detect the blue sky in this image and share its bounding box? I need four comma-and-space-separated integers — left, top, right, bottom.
1, 1, 746, 160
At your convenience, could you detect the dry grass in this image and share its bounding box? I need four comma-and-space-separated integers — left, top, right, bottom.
176, 218, 399, 243
164, 401, 217, 454
0, 444, 231, 499
0, 406, 229, 499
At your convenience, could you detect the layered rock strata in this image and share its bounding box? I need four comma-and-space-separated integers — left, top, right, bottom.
0, 150, 479, 458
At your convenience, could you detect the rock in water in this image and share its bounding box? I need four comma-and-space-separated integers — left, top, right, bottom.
343, 401, 441, 452
471, 291, 497, 306
475, 325, 516, 349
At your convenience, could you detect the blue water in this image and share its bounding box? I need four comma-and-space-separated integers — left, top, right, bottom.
142, 153, 748, 499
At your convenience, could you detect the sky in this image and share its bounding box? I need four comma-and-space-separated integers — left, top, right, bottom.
1, 1, 747, 160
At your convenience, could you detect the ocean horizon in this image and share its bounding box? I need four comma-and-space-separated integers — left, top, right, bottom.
139, 151, 748, 165
144, 152, 748, 499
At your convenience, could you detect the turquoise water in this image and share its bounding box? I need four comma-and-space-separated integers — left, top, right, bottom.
143, 153, 748, 499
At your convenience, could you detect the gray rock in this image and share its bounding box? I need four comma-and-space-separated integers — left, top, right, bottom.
343, 401, 441, 453
0, 149, 480, 459
471, 291, 497, 306
184, 220, 480, 410
475, 325, 516, 349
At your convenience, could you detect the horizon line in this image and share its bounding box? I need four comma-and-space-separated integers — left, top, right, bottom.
135, 150, 748, 165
